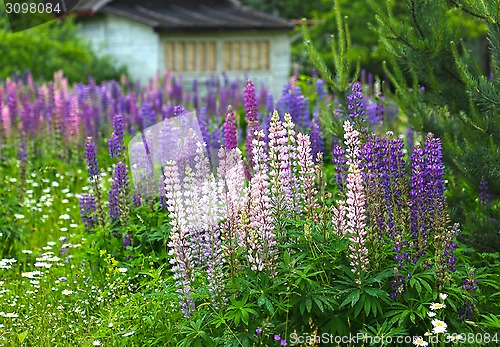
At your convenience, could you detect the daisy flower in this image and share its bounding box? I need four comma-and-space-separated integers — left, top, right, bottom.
429, 302, 446, 310
413, 337, 428, 346
431, 319, 447, 334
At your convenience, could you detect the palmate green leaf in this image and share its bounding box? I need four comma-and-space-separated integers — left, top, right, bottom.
340, 289, 361, 308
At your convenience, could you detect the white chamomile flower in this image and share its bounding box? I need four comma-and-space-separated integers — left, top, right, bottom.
413, 337, 428, 346
427, 311, 436, 317
431, 319, 447, 334
429, 302, 446, 310
439, 293, 448, 301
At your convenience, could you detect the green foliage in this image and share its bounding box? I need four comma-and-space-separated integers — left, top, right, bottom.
0, 16, 127, 83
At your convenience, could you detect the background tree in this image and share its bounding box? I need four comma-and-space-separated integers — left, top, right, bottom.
0, 12, 127, 83
367, 0, 499, 251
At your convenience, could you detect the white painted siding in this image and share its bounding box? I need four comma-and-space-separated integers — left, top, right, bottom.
78, 14, 159, 83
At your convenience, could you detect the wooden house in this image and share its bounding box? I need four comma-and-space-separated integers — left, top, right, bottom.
73, 0, 294, 95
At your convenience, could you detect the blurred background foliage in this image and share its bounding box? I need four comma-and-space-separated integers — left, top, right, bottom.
242, 0, 489, 78
0, 14, 127, 83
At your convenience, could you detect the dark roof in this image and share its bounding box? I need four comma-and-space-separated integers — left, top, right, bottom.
73, 0, 294, 31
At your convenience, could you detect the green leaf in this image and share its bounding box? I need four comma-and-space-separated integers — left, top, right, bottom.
340, 289, 361, 308
306, 296, 313, 313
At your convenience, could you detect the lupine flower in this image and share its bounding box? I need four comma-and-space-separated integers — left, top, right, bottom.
79, 194, 97, 232
459, 268, 478, 321
347, 82, 366, 132
478, 177, 491, 208
296, 133, 319, 216
164, 160, 196, 317
248, 130, 276, 273
85, 137, 99, 180
332, 143, 348, 191
108, 162, 130, 226
268, 110, 291, 213
108, 113, 125, 158
409, 143, 427, 261
224, 106, 238, 150
316, 79, 326, 101
244, 79, 260, 180
343, 120, 368, 275
309, 114, 324, 162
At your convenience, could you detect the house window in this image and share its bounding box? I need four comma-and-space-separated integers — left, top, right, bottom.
165, 41, 217, 72
223, 40, 270, 71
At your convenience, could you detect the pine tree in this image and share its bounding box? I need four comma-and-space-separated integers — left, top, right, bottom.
367, 0, 499, 250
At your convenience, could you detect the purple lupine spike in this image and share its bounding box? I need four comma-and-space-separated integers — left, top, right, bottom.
479, 177, 491, 208
197, 107, 210, 146
424, 133, 445, 204
309, 114, 324, 162
18, 137, 28, 162
409, 143, 427, 261
108, 162, 130, 226
209, 126, 222, 152
347, 82, 366, 131
202, 224, 225, 308
218, 87, 229, 117
332, 143, 347, 191
459, 268, 478, 321
406, 126, 414, 155
224, 106, 237, 150
244, 79, 260, 180
108, 187, 120, 225
85, 137, 99, 179
311, 67, 318, 79
316, 79, 326, 102
140, 102, 156, 129
80, 194, 97, 231
230, 80, 240, 109
132, 191, 142, 207
206, 89, 217, 117
108, 113, 125, 158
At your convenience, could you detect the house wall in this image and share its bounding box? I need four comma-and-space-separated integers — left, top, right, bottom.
158, 30, 291, 97
78, 15, 292, 96
77, 14, 159, 82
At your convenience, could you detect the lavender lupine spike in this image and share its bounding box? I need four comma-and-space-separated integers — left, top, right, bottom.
423, 133, 445, 218
479, 177, 491, 208
347, 82, 366, 131
108, 162, 130, 226
409, 143, 427, 262
459, 268, 478, 322
343, 120, 369, 275
108, 113, 125, 158
316, 79, 326, 101
217, 146, 247, 271
203, 224, 225, 308
164, 160, 196, 317
224, 106, 238, 150
309, 114, 324, 162
435, 223, 460, 288
85, 137, 99, 180
332, 143, 348, 191
248, 130, 276, 273
79, 194, 97, 232
296, 133, 319, 216
244, 79, 260, 180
